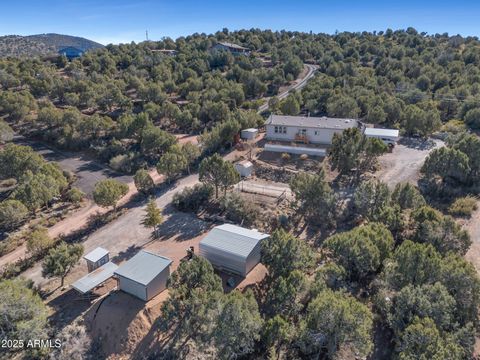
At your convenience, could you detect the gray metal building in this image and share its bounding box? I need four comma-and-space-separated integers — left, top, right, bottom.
199, 224, 269, 277
114, 250, 172, 301
241, 128, 258, 140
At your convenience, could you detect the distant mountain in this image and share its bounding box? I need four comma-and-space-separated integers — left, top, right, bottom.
0, 33, 103, 58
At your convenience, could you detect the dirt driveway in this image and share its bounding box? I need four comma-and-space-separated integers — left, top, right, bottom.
375, 137, 443, 187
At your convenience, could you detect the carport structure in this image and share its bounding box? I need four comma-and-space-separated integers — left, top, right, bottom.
71, 261, 119, 298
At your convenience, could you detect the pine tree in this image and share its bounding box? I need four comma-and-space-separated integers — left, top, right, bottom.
142, 198, 163, 238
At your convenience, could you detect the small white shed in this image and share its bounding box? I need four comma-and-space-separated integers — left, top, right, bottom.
199, 224, 269, 277
114, 250, 172, 301
241, 128, 258, 140
235, 160, 254, 177
84, 247, 110, 273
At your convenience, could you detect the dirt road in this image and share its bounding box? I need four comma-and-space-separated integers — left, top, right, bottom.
376, 138, 443, 188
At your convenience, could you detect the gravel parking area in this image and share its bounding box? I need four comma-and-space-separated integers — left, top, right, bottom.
375, 137, 444, 187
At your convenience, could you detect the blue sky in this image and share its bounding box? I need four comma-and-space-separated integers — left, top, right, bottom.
1, 0, 479, 44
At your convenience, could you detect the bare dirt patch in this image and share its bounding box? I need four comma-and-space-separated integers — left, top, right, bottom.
375, 138, 443, 188
85, 290, 164, 359
174, 133, 198, 146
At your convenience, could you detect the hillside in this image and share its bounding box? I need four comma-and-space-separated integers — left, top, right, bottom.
0, 33, 103, 58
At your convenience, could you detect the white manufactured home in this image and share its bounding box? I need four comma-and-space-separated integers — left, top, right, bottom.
199, 224, 269, 277
265, 114, 359, 145
114, 250, 172, 301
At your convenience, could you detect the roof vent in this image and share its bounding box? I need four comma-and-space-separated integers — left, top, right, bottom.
345, 120, 351, 123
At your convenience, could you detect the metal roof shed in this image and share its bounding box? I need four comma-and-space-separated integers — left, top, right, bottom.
235, 160, 254, 177
241, 128, 258, 140
84, 247, 110, 272
114, 250, 172, 301
199, 224, 269, 277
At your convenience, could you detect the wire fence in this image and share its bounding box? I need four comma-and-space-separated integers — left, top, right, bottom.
234, 181, 293, 201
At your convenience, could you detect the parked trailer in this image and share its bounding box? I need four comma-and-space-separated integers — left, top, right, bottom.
364, 128, 400, 146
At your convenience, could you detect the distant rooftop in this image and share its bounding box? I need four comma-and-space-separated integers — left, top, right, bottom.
84, 247, 109, 263
217, 41, 249, 51
200, 224, 269, 259
265, 114, 359, 130
114, 250, 172, 285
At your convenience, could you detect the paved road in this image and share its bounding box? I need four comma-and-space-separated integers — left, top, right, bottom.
13, 135, 132, 197
258, 64, 317, 113
9, 63, 318, 286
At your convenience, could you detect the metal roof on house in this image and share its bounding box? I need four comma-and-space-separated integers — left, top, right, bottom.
71, 261, 118, 294
364, 127, 400, 138
84, 247, 109, 263
200, 224, 269, 259
265, 115, 359, 130
217, 41, 249, 50
114, 250, 172, 286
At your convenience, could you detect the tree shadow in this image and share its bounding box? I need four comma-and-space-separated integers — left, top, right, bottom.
111, 245, 143, 263
155, 206, 209, 242
398, 137, 436, 150
46, 288, 93, 331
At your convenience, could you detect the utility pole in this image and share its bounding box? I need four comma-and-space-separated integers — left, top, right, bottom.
146, 30, 149, 41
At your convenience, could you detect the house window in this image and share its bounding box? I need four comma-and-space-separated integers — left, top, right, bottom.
274, 126, 278, 133
314, 130, 319, 135
282, 126, 287, 134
